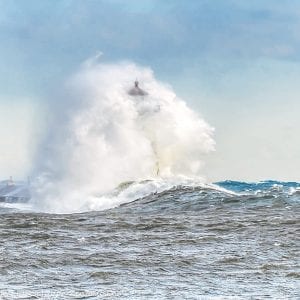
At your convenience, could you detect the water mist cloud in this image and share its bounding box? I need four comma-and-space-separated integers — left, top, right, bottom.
31, 59, 214, 213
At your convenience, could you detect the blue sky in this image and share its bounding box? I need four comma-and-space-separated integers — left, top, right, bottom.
0, 0, 300, 180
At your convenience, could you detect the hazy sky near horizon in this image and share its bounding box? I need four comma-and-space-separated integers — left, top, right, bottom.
0, 0, 300, 181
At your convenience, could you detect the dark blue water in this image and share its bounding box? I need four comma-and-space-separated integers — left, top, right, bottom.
217, 180, 300, 193
0, 180, 299, 299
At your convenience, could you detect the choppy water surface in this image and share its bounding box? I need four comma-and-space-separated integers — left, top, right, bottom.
0, 181, 299, 299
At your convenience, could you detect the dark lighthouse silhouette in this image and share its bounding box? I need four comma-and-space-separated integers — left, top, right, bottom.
128, 80, 160, 176
128, 80, 148, 96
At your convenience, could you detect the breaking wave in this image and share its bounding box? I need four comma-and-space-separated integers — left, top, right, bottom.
30, 59, 215, 213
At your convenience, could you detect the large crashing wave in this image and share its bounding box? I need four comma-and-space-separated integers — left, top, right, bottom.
31, 59, 215, 213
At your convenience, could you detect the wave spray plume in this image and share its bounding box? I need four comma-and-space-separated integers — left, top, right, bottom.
31, 60, 215, 213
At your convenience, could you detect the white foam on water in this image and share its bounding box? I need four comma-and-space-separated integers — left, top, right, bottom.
0, 202, 34, 212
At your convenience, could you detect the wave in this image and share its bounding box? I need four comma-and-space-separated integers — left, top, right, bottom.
1, 179, 299, 214
114, 181, 300, 217
216, 180, 300, 193
29, 58, 215, 213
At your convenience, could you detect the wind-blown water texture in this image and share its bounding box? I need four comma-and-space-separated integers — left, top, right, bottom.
31, 60, 214, 213
0, 181, 299, 298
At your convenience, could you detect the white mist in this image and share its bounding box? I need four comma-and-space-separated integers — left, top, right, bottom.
31, 59, 215, 213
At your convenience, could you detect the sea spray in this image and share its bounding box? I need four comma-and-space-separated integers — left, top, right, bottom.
31, 59, 215, 213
